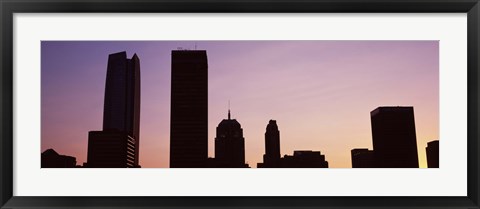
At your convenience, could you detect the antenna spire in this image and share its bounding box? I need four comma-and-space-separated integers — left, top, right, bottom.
228, 100, 231, 120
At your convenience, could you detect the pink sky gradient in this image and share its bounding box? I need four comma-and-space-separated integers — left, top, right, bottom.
41, 41, 439, 168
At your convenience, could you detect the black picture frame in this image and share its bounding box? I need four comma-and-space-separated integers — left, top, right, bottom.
1, 0, 479, 208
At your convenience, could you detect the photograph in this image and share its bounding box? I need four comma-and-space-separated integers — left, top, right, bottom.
40, 40, 439, 169
2, 0, 478, 207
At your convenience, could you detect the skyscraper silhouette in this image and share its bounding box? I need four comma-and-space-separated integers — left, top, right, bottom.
170, 50, 208, 168
263, 120, 281, 167
214, 110, 248, 168
87, 51, 141, 168
103, 51, 141, 165
426, 140, 439, 168
370, 106, 419, 168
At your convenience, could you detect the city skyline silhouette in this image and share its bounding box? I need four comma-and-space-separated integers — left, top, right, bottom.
41, 41, 439, 168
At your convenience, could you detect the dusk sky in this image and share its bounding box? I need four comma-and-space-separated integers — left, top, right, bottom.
41, 41, 439, 168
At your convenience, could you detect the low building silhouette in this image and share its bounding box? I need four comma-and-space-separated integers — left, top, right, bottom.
351, 148, 375, 168
426, 140, 439, 168
41, 149, 76, 168
281, 150, 329, 168
86, 130, 136, 168
207, 157, 250, 168
206, 157, 218, 168
258, 150, 328, 168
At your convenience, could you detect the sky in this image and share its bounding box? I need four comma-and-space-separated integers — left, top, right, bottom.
41, 41, 439, 168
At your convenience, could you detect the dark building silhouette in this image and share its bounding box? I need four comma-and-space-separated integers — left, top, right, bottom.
371, 106, 419, 168
426, 140, 439, 168
214, 110, 248, 168
86, 131, 135, 168
261, 120, 281, 168
170, 50, 208, 168
206, 157, 218, 168
258, 150, 329, 168
281, 151, 329, 168
257, 120, 328, 168
87, 52, 141, 168
41, 149, 76, 168
351, 148, 375, 168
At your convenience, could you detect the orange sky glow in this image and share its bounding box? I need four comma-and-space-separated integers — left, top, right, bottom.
41, 41, 439, 168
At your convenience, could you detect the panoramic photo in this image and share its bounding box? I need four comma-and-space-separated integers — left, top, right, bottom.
40, 41, 439, 168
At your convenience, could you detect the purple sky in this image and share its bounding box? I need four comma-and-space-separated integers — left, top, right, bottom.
41, 41, 439, 168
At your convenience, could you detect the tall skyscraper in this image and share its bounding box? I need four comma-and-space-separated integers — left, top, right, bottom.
426, 140, 439, 168
214, 110, 248, 168
263, 120, 281, 167
170, 50, 208, 168
370, 106, 419, 168
87, 51, 141, 168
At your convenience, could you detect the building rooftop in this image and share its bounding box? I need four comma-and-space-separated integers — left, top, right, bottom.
370, 106, 414, 116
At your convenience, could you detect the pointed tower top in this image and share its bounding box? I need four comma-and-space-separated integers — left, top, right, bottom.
228, 100, 231, 120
